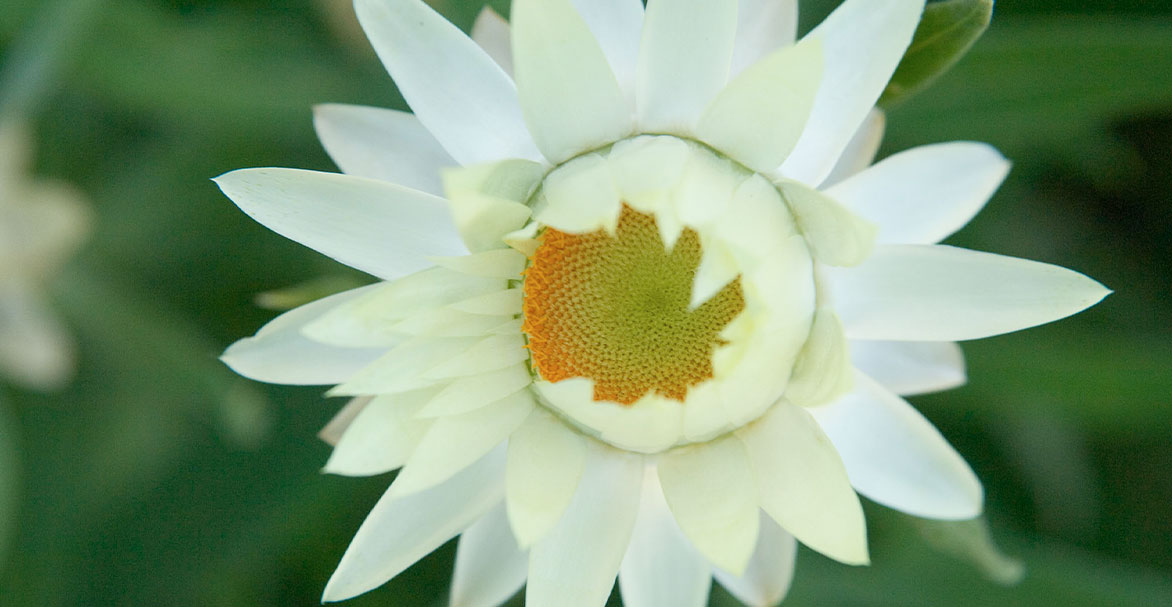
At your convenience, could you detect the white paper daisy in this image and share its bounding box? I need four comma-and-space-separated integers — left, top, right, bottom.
216, 1, 1108, 605
0, 121, 90, 391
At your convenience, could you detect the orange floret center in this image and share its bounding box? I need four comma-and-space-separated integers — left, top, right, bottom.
522, 206, 745, 405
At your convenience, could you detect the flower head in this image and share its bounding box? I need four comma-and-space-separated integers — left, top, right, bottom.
217, 1, 1108, 605
0, 121, 90, 391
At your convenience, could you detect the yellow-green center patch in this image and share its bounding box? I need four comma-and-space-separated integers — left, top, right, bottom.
523, 206, 745, 405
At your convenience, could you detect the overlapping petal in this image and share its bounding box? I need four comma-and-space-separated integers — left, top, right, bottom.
505, 408, 589, 548
619, 470, 711, 607
511, 0, 631, 163
470, 7, 514, 75
214, 169, 467, 280
450, 503, 528, 607
354, 0, 542, 165
658, 436, 760, 574
827, 142, 1011, 244
526, 443, 643, 607
850, 340, 966, 396
731, 0, 799, 76
220, 286, 385, 385
780, 0, 926, 185
713, 514, 798, 607
809, 374, 983, 520
696, 37, 822, 174
313, 104, 455, 195
637, 0, 739, 133
569, 0, 645, 99
739, 402, 869, 566
388, 390, 534, 497
322, 448, 506, 602
323, 390, 435, 476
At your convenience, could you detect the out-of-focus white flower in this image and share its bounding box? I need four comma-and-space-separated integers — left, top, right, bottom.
0, 122, 90, 391
217, 1, 1108, 605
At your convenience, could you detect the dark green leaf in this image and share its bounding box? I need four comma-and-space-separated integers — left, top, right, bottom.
880, 0, 994, 108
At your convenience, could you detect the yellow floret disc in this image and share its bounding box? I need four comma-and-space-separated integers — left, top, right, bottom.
522, 205, 745, 405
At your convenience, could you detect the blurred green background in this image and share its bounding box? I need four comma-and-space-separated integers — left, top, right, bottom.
0, 0, 1169, 605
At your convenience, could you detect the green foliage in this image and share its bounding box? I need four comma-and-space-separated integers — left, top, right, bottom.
0, 399, 17, 570
885, 17, 1172, 156
0, 1, 1169, 606
879, 0, 994, 108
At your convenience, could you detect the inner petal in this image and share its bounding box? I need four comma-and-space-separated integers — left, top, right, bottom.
522, 205, 745, 405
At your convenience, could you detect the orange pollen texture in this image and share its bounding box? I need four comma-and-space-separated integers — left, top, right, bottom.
522, 205, 746, 405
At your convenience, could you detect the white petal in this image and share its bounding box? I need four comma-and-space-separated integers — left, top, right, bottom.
505, 408, 588, 548
785, 308, 853, 407
448, 289, 523, 316
713, 513, 798, 607
535, 153, 623, 235
619, 469, 711, 607
738, 402, 869, 565
821, 109, 886, 188
422, 334, 528, 379
450, 502, 528, 607
568, 0, 645, 99
442, 160, 541, 252
827, 142, 1011, 245
809, 374, 983, 519
312, 104, 455, 195
503, 221, 541, 256
470, 7, 514, 76
526, 443, 643, 607
0, 285, 74, 390
712, 174, 800, 266
829, 245, 1111, 341
323, 389, 436, 477
431, 249, 527, 279
511, 0, 631, 163
608, 135, 691, 211
221, 286, 385, 386
329, 337, 481, 396
780, 0, 926, 185
388, 390, 534, 497
696, 37, 822, 174
732, 0, 798, 76
657, 436, 760, 574
388, 308, 511, 339
214, 169, 467, 280
417, 363, 532, 417
850, 340, 966, 396
353, 0, 542, 165
322, 447, 505, 602
636, 0, 738, 133
670, 147, 744, 235
318, 397, 371, 447
304, 269, 504, 348
779, 180, 876, 267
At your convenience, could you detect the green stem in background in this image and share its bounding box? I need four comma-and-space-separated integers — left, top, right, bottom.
0, 396, 19, 572
0, 0, 103, 120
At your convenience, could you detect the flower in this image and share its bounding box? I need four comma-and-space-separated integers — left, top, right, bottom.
0, 121, 90, 391
216, 1, 1109, 605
